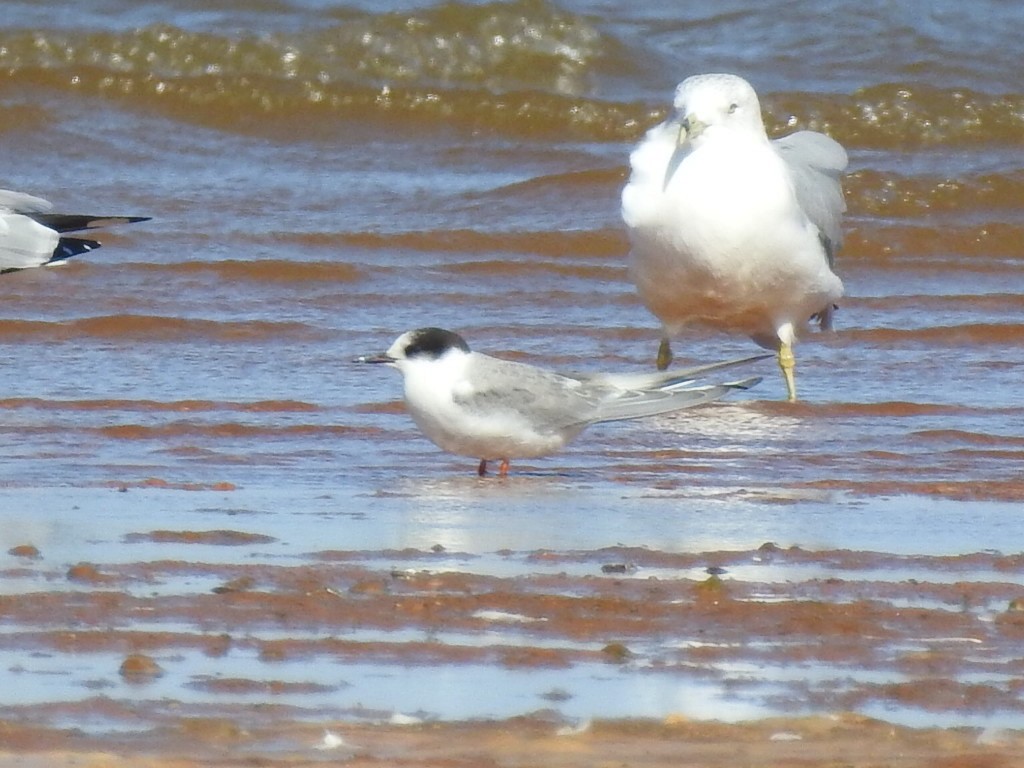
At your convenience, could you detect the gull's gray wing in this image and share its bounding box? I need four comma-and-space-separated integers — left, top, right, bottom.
772, 130, 848, 266
0, 190, 61, 271
0, 189, 53, 215
0, 189, 150, 272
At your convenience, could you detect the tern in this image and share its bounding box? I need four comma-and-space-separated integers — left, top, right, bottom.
357, 327, 765, 476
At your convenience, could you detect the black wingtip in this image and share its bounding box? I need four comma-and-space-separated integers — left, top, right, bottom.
50, 237, 102, 263
725, 376, 763, 391
27, 213, 152, 233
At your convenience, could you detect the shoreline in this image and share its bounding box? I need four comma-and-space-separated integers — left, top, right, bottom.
1, 714, 1022, 767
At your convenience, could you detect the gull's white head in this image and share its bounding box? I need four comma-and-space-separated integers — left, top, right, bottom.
356, 327, 471, 373
672, 73, 765, 146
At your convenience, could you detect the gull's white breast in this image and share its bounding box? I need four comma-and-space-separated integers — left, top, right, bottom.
623, 128, 842, 337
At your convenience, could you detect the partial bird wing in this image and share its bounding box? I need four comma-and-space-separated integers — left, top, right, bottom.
0, 189, 53, 215
452, 354, 604, 432
0, 188, 150, 272
453, 353, 763, 433
588, 377, 761, 424
772, 130, 847, 264
27, 214, 151, 233
571, 353, 772, 392
0, 209, 61, 273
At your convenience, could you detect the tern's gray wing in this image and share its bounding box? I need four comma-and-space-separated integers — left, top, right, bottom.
772, 130, 847, 266
572, 353, 772, 392
587, 377, 761, 424
453, 354, 604, 431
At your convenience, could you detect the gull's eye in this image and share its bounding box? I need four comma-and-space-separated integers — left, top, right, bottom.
728, 103, 739, 114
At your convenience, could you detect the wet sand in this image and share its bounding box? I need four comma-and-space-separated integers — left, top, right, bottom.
3, 523, 1024, 765
2, 715, 1023, 768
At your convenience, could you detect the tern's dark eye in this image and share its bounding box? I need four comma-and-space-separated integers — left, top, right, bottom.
727, 103, 739, 114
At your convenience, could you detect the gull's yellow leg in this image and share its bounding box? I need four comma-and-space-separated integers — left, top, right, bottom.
656, 337, 673, 371
778, 341, 797, 402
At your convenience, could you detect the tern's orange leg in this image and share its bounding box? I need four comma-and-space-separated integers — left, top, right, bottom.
477, 459, 488, 476
498, 459, 510, 477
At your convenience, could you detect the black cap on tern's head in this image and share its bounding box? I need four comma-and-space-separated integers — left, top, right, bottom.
353, 327, 471, 366
399, 327, 471, 360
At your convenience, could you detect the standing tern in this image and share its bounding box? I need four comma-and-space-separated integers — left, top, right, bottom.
357, 327, 766, 476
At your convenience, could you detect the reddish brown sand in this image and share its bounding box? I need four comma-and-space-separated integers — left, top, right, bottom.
2, 542, 1023, 766
1, 715, 1023, 768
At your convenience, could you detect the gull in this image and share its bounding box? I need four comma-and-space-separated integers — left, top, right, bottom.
621, 73, 846, 401
356, 327, 766, 476
0, 189, 150, 274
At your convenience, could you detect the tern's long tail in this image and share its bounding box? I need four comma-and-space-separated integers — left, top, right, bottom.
592, 376, 761, 424
575, 353, 771, 392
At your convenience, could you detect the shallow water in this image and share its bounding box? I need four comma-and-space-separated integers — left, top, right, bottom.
0, 0, 1023, 740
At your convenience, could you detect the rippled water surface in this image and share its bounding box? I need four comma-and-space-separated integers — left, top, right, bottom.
0, 0, 1022, 739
